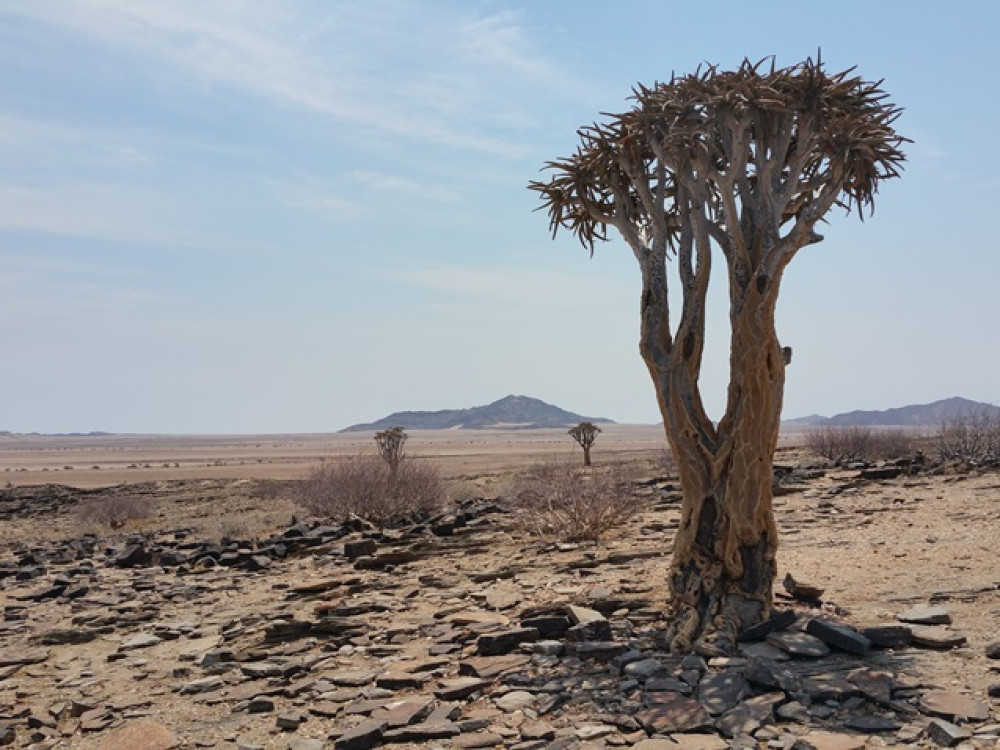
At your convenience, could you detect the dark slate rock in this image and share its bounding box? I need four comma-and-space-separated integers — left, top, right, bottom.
926, 718, 972, 747
738, 609, 797, 642
564, 620, 612, 642
435, 677, 492, 701
382, 721, 461, 742
697, 670, 750, 715
805, 618, 870, 655
842, 715, 901, 732
635, 696, 714, 734
564, 641, 629, 661
476, 628, 539, 656
520, 616, 571, 638
984, 640, 1000, 659
334, 720, 387, 750
744, 657, 802, 693
344, 539, 378, 560
766, 630, 830, 658
114, 544, 153, 568
860, 625, 912, 649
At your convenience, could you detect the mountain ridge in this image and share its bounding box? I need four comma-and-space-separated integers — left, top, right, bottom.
785, 396, 999, 427
340, 395, 614, 432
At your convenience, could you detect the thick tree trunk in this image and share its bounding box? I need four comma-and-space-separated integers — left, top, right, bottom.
648, 282, 785, 655
582, 446, 592, 467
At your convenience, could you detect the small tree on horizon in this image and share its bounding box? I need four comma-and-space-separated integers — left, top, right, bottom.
374, 427, 407, 471
530, 56, 906, 654
568, 422, 601, 466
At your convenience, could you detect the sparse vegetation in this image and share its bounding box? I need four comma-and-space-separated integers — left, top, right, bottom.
935, 410, 1000, 465
805, 425, 916, 464
74, 495, 150, 530
375, 427, 408, 470
568, 422, 601, 466
510, 461, 643, 543
297, 453, 442, 527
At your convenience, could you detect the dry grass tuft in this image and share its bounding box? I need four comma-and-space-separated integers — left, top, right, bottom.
74, 495, 150, 530
510, 461, 643, 544
297, 453, 443, 527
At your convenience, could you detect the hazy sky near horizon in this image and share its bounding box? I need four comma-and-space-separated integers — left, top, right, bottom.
2, 1, 998, 433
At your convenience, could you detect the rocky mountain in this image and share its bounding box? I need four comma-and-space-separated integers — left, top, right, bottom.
341, 395, 614, 432
786, 396, 999, 427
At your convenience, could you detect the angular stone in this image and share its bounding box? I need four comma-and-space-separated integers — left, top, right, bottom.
276, 712, 304, 730
926, 718, 971, 747
447, 610, 510, 627
0, 648, 49, 666
897, 605, 951, 625
240, 661, 284, 679
919, 690, 990, 721
738, 609, 797, 641
801, 674, 859, 702
247, 697, 275, 713
805, 618, 870, 655
494, 690, 536, 712
985, 640, 1000, 659
565, 604, 605, 625
623, 657, 667, 679
344, 539, 378, 559
842, 715, 900, 732
330, 669, 379, 687
564, 641, 629, 660
382, 721, 461, 741
715, 695, 781, 739
334, 719, 387, 750
846, 668, 893, 705
375, 671, 427, 690
34, 628, 97, 646
644, 676, 691, 693
766, 630, 830, 658
459, 654, 531, 680
520, 615, 571, 637
909, 625, 967, 649
697, 670, 749, 715
178, 676, 223, 694
435, 677, 492, 701
744, 657, 802, 693
739, 641, 790, 661
476, 628, 538, 656
98, 720, 178, 750
635, 696, 714, 734
372, 697, 433, 728
860, 625, 912, 649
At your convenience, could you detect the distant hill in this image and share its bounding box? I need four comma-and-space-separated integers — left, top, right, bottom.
341, 395, 614, 432
786, 396, 999, 427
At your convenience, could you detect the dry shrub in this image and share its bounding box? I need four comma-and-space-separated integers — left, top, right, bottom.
511, 461, 642, 543
297, 453, 442, 527
75, 495, 150, 530
805, 425, 915, 464
936, 410, 1000, 465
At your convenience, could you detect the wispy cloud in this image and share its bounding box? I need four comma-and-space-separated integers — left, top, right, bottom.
4, 1, 578, 159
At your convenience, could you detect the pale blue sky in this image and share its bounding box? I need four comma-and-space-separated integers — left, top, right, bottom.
1, 1, 997, 433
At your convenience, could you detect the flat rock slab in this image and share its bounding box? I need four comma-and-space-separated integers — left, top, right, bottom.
697, 670, 749, 715
909, 625, 967, 649
919, 690, 990, 721
805, 618, 870, 655
766, 630, 831, 658
926, 718, 972, 747
860, 624, 912, 649
635, 696, 714, 734
897, 605, 951, 625
494, 690, 536, 712
453, 732, 506, 748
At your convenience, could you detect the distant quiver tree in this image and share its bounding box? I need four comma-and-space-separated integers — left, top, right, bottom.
530, 57, 907, 654
568, 422, 601, 467
374, 427, 407, 471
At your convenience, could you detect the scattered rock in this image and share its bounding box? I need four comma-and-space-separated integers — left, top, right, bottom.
897, 605, 952, 625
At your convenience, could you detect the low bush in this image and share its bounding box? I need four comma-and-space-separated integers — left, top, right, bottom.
75, 495, 150, 530
805, 425, 916, 464
935, 410, 1000, 465
510, 461, 642, 544
297, 453, 442, 528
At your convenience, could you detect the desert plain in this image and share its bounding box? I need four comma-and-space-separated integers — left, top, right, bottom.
0, 426, 998, 749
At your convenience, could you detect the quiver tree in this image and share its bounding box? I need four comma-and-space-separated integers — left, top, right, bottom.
569, 421, 602, 466
374, 427, 407, 471
530, 57, 906, 655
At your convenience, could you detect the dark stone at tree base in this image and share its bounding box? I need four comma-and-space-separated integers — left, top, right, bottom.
564, 620, 612, 642
697, 670, 750, 715
476, 628, 539, 656
738, 609, 797, 642
860, 625, 912, 649
564, 641, 629, 660
744, 657, 802, 693
806, 618, 871, 655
